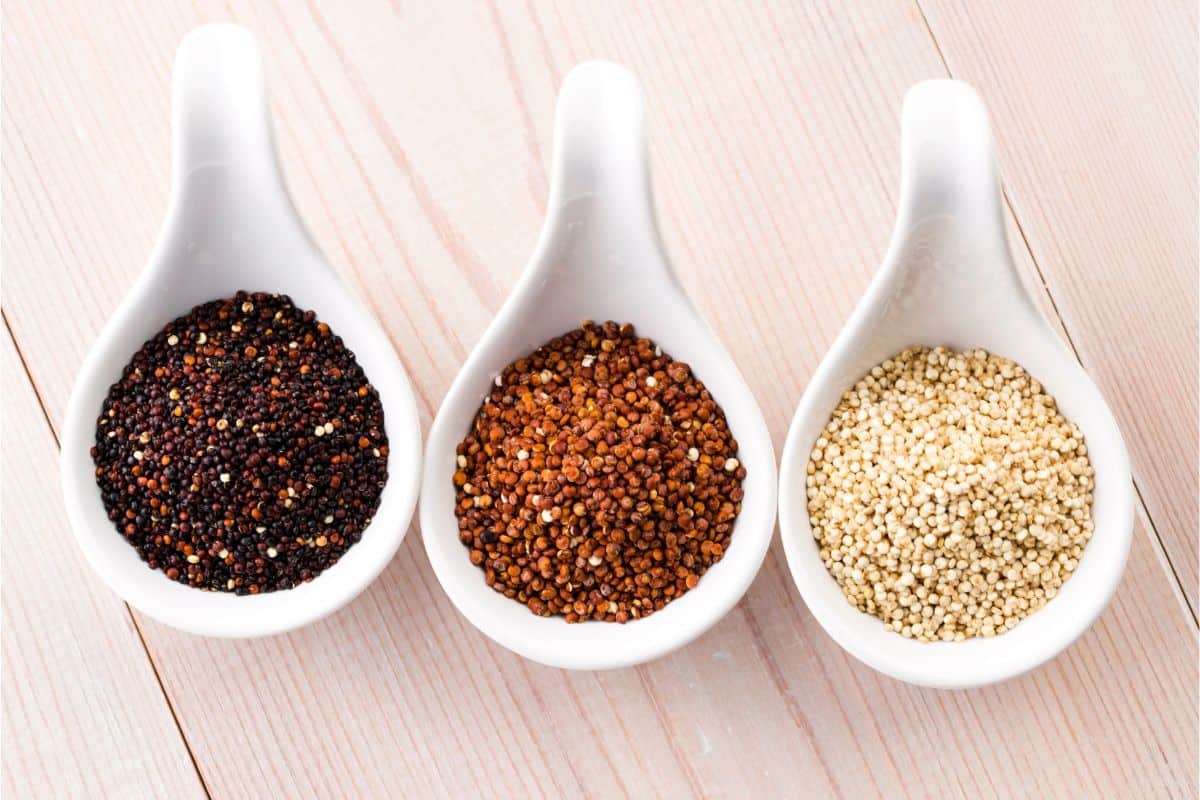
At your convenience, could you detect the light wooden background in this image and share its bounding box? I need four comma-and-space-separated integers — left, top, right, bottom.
3, 2, 1197, 798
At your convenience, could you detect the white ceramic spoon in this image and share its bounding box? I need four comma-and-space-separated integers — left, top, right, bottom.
59, 24, 422, 637
778, 80, 1133, 688
420, 61, 777, 670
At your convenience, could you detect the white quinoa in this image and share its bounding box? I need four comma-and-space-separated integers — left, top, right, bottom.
806, 346, 1095, 642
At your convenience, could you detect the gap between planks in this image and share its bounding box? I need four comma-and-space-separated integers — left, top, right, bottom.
1, 309, 216, 800
912, 0, 1198, 628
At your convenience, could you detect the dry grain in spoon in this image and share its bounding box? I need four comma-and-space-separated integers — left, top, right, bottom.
420, 61, 777, 670
59, 25, 421, 638
777, 80, 1133, 688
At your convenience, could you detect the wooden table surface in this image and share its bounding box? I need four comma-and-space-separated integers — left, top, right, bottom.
3, 2, 1197, 797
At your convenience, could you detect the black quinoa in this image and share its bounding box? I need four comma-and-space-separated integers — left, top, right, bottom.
91, 291, 388, 594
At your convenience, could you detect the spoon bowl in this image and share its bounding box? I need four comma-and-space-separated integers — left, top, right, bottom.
59, 25, 422, 637
420, 62, 777, 670
778, 80, 1134, 688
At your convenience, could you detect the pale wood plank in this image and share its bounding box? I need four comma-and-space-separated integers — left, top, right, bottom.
2, 1, 1196, 798
0, 330, 208, 799
917, 0, 1200, 611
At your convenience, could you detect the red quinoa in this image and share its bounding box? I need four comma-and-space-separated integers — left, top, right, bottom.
454, 321, 746, 622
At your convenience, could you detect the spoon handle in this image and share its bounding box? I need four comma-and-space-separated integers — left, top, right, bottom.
893, 79, 1010, 264
547, 61, 658, 246
171, 24, 286, 202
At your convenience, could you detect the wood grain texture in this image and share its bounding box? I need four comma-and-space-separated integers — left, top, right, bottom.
2, 1, 1196, 798
0, 330, 208, 800
919, 0, 1200, 612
